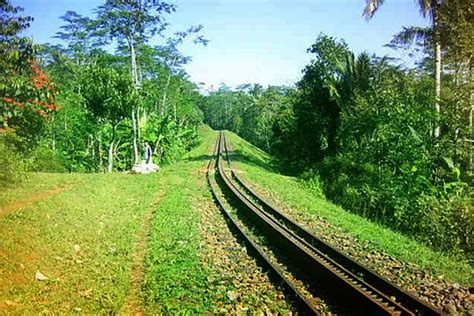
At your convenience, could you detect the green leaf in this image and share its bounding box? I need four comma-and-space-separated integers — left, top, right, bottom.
442, 157, 454, 170
408, 125, 421, 143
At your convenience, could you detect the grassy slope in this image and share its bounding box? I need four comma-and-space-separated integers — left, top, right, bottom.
0, 125, 219, 313
0, 173, 81, 208
226, 131, 473, 285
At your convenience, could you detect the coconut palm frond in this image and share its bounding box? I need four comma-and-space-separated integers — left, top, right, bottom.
386, 26, 432, 49
363, 0, 385, 20
416, 0, 432, 18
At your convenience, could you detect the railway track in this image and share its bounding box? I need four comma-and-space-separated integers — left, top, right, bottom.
207, 131, 443, 315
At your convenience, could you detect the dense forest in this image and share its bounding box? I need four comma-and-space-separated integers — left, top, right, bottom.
1, 0, 472, 258
1, 0, 207, 177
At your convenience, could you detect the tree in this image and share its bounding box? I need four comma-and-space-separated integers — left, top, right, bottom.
1, 0, 59, 141
437, 0, 474, 170
297, 34, 351, 156
54, 11, 99, 64
156, 25, 208, 119
363, 0, 443, 137
80, 62, 136, 172
95, 0, 175, 164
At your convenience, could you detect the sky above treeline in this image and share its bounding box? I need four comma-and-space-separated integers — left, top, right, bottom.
14, 0, 429, 89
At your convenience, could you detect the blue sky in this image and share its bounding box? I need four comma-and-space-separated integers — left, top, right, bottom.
14, 0, 428, 88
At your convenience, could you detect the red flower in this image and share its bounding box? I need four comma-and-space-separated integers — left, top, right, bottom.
3, 97, 26, 109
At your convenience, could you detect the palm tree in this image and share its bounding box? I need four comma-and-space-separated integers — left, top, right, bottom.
363, 0, 442, 137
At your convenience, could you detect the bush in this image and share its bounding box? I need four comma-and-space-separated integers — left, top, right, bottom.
310, 154, 473, 256
300, 168, 325, 198
0, 133, 26, 188
28, 144, 67, 172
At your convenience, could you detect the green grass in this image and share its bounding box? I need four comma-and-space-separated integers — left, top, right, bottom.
142, 125, 219, 313
0, 172, 162, 313
3, 126, 469, 314
226, 131, 473, 285
0, 173, 82, 208
0, 125, 221, 314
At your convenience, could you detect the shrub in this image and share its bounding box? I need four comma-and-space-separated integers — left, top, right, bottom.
28, 143, 67, 172
0, 133, 26, 187
310, 154, 473, 256
300, 168, 325, 198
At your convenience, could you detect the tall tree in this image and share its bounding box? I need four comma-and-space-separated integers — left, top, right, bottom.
157, 25, 208, 119
437, 0, 474, 170
95, 0, 175, 164
298, 34, 351, 156
54, 11, 98, 64
363, 0, 443, 137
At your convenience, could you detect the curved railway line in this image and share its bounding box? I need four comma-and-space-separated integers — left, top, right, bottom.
207, 130, 443, 315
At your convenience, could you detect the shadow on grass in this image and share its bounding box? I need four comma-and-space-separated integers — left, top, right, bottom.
186, 154, 213, 162
229, 149, 278, 173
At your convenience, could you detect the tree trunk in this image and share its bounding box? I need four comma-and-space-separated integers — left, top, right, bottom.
137, 106, 141, 142
131, 107, 139, 164
90, 134, 95, 159
434, 7, 442, 138
107, 143, 113, 172
98, 131, 103, 172
161, 56, 177, 118
51, 115, 56, 152
434, 40, 441, 137
129, 35, 140, 164
470, 59, 474, 170
130, 36, 139, 88
161, 70, 172, 118
107, 124, 117, 173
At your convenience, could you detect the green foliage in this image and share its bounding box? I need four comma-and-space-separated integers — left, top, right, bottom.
26, 0, 208, 173
226, 130, 473, 284
200, 84, 293, 153
80, 62, 136, 125
0, 0, 34, 110
0, 133, 26, 187
141, 115, 198, 165
199, 29, 473, 257
299, 168, 325, 198
28, 142, 67, 173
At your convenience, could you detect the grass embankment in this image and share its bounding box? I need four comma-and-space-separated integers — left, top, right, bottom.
225, 131, 473, 285
0, 126, 220, 313
0, 173, 80, 211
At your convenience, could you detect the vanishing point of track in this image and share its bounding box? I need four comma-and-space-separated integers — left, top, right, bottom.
207, 131, 443, 315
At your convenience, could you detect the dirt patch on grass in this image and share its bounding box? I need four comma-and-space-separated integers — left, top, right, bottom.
0, 184, 74, 217
0, 299, 23, 313
0, 227, 39, 282
120, 181, 168, 315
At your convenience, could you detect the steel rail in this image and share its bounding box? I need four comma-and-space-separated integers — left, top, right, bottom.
217, 131, 443, 315
216, 132, 409, 315
206, 132, 321, 315
220, 132, 442, 316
